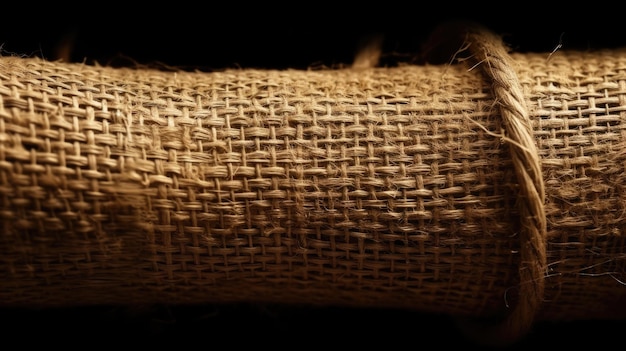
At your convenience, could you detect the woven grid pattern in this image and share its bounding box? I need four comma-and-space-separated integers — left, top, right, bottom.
0, 52, 624, 320
517, 51, 626, 319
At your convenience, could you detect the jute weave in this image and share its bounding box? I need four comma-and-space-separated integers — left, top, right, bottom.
1, 26, 625, 344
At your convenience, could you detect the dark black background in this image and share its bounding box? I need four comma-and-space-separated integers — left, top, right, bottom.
1, 2, 625, 348
2, 3, 625, 70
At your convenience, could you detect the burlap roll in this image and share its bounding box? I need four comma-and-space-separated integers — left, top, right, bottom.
1, 26, 625, 344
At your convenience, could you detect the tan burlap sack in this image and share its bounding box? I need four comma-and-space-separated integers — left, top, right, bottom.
1, 26, 624, 344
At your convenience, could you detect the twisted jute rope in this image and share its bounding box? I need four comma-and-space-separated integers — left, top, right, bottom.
449, 25, 548, 346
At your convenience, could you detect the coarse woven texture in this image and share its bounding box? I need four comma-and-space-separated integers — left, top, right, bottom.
0, 49, 625, 326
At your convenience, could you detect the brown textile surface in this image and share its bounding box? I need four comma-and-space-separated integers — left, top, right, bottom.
0, 49, 625, 326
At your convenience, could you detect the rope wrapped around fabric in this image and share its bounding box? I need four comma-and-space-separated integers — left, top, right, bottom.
1, 25, 625, 345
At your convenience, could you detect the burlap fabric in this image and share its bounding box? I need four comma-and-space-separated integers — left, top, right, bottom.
1, 27, 625, 344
